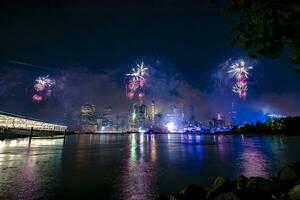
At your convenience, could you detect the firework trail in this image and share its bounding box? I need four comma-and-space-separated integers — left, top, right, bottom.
32, 75, 56, 103
125, 62, 148, 100
228, 58, 253, 99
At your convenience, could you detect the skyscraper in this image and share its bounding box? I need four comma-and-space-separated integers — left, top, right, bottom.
80, 104, 97, 133
151, 101, 156, 126
101, 106, 113, 131
138, 103, 148, 129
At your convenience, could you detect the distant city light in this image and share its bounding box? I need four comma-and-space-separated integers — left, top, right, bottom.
166, 121, 177, 133
138, 127, 146, 133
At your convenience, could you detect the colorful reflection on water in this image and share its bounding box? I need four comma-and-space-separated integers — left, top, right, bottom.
0, 134, 299, 200
0, 138, 64, 199
120, 134, 158, 200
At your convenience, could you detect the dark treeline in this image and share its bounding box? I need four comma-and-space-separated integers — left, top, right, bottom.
234, 116, 300, 134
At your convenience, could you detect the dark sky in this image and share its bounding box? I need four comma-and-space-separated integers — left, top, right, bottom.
0, 0, 299, 124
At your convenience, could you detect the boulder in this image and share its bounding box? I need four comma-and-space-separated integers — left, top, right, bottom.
278, 165, 298, 182
207, 176, 232, 200
293, 162, 300, 174
294, 179, 300, 185
236, 175, 248, 190
247, 177, 280, 190
180, 184, 207, 200
215, 192, 240, 200
288, 184, 300, 200
154, 194, 168, 200
236, 188, 273, 200
169, 194, 180, 200
169, 184, 207, 200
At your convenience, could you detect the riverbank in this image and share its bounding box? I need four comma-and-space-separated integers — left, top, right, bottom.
219, 130, 300, 136
0, 130, 76, 140
155, 162, 300, 200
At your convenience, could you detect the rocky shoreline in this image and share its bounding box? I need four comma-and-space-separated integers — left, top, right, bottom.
155, 162, 300, 200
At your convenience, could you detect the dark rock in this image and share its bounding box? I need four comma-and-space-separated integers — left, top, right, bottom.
294, 179, 300, 185
236, 188, 273, 200
246, 177, 288, 198
169, 194, 179, 200
293, 162, 300, 173
288, 184, 300, 200
154, 194, 168, 200
181, 184, 207, 200
215, 192, 240, 200
236, 175, 248, 190
247, 177, 281, 190
169, 184, 207, 200
278, 165, 298, 182
269, 176, 279, 183
207, 176, 232, 200
279, 193, 289, 200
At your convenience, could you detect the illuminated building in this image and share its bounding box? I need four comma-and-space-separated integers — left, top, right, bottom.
210, 113, 225, 130
128, 104, 138, 132
151, 101, 156, 126
138, 103, 148, 129
265, 113, 286, 121
128, 103, 148, 132
0, 111, 67, 131
164, 106, 183, 132
154, 113, 163, 127
80, 104, 97, 133
229, 101, 237, 125
101, 106, 114, 131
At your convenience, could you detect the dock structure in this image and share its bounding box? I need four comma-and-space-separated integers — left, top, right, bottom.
0, 111, 67, 132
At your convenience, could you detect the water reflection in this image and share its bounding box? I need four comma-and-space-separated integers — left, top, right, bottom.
0, 134, 299, 200
0, 138, 63, 199
240, 138, 268, 177
120, 134, 158, 200
238, 136, 285, 178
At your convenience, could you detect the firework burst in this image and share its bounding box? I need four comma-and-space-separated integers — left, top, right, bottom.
228, 59, 253, 79
32, 75, 56, 103
125, 62, 148, 100
228, 58, 253, 99
232, 81, 248, 98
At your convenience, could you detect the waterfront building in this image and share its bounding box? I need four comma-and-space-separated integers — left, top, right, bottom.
0, 111, 67, 131
80, 104, 97, 133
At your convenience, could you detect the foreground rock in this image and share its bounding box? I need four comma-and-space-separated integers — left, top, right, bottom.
207, 177, 232, 200
236, 175, 248, 190
155, 161, 300, 200
169, 184, 207, 200
278, 165, 299, 183
215, 192, 239, 200
288, 184, 300, 200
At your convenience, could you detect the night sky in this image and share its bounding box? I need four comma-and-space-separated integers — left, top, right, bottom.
0, 0, 299, 125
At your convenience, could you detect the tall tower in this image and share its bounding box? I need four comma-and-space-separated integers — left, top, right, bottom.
229, 101, 237, 126
139, 103, 147, 129
151, 100, 156, 126
102, 106, 113, 131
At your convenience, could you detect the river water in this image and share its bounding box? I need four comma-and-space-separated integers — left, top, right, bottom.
0, 134, 300, 200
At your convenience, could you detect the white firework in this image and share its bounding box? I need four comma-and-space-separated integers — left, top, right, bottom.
228, 59, 253, 79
